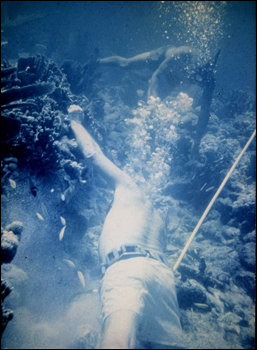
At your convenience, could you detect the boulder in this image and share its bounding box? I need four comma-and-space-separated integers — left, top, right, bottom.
177, 279, 208, 309
233, 271, 255, 300
238, 242, 255, 272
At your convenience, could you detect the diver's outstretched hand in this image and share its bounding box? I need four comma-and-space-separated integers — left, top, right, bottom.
67, 104, 85, 124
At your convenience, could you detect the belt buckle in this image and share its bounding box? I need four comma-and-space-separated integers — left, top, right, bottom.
121, 245, 147, 256
106, 248, 119, 266
120, 244, 138, 254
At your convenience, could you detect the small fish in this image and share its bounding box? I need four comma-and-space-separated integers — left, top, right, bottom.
61, 194, 65, 201
193, 303, 209, 309
41, 202, 48, 217
77, 271, 86, 288
50, 189, 55, 193
200, 183, 207, 191
36, 44, 47, 50
36, 212, 44, 221
29, 177, 37, 197
9, 179, 16, 189
63, 259, 76, 269
205, 186, 214, 192
59, 225, 66, 241
93, 289, 99, 293
235, 325, 241, 335
60, 216, 66, 226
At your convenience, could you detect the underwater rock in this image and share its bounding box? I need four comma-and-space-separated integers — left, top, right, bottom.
218, 311, 243, 327
218, 312, 243, 340
1, 116, 21, 142
202, 246, 241, 279
162, 182, 193, 201
72, 324, 100, 349
241, 230, 255, 244
240, 220, 255, 236
178, 263, 225, 291
177, 279, 208, 309
237, 242, 255, 272
221, 226, 240, 241
233, 271, 255, 300
232, 201, 255, 233
200, 220, 222, 241
215, 197, 233, 225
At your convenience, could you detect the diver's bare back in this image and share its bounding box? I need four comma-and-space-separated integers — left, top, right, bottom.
99, 180, 166, 261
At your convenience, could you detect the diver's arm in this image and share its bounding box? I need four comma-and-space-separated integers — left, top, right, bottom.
147, 56, 172, 98
71, 121, 130, 189
147, 46, 199, 98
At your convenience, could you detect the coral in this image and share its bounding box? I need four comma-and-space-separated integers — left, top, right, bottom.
218, 90, 255, 119
1, 55, 77, 169
1, 279, 13, 302
1, 83, 56, 105
1, 304, 13, 337
5, 221, 23, 236
1, 67, 17, 78
1, 230, 20, 265
1, 221, 23, 336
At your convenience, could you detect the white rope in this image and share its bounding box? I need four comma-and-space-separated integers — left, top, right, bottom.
173, 129, 256, 272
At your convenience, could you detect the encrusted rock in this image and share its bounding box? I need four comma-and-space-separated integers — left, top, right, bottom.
5, 221, 23, 237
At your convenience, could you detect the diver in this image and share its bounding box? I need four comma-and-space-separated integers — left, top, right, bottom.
70, 112, 185, 349
98, 45, 203, 99
98, 45, 220, 158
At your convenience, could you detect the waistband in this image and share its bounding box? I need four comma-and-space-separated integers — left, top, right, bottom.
101, 244, 169, 274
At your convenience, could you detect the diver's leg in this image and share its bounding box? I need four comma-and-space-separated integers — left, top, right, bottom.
101, 310, 140, 349
99, 56, 129, 67
99, 51, 152, 69
71, 121, 131, 189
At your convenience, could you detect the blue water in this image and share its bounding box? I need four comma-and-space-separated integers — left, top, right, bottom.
1, 1, 256, 349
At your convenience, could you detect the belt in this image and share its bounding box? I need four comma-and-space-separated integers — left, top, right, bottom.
101, 244, 169, 274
